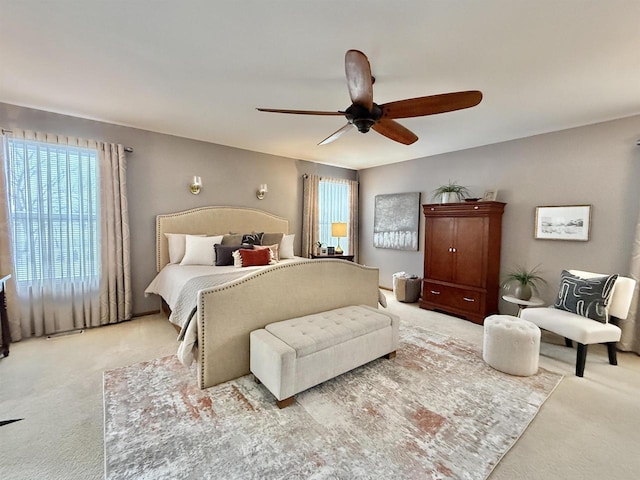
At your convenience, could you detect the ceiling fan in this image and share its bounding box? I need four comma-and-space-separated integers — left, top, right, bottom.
257, 49, 482, 146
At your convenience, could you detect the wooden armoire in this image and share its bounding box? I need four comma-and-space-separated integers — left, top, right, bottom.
419, 201, 506, 324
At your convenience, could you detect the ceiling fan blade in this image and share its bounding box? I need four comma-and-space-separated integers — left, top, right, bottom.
372, 119, 418, 145
345, 50, 374, 110
318, 123, 354, 146
381, 90, 483, 119
256, 108, 344, 116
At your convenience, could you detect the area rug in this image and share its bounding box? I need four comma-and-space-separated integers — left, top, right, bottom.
103, 324, 562, 480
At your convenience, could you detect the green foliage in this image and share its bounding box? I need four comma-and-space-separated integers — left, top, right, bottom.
501, 264, 548, 292
431, 181, 471, 201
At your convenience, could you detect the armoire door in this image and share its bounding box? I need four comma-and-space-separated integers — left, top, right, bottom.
452, 217, 486, 288
425, 217, 455, 282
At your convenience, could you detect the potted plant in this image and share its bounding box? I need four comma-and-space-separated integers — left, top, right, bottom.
432, 181, 471, 204
501, 264, 548, 301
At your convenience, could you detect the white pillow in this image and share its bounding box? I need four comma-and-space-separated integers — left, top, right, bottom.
165, 233, 205, 264
279, 233, 295, 259
180, 235, 224, 266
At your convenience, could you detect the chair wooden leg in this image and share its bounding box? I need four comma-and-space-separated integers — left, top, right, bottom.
576, 343, 588, 377
385, 351, 396, 360
564, 337, 573, 348
607, 342, 618, 366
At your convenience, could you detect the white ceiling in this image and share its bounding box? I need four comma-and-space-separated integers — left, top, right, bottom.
1, 1, 639, 170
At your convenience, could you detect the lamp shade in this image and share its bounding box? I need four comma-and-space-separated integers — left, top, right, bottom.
331, 222, 348, 238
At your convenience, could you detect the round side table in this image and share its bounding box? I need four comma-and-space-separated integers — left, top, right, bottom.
502, 295, 545, 317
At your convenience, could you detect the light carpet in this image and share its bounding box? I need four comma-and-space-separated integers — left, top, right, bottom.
103, 323, 562, 480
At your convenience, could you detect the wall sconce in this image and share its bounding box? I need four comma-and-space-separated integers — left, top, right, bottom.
190, 176, 202, 195
256, 183, 268, 200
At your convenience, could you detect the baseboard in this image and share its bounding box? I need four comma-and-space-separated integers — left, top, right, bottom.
132, 310, 161, 318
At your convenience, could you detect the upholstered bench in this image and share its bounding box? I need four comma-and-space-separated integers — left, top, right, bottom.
483, 314, 541, 376
250, 305, 399, 408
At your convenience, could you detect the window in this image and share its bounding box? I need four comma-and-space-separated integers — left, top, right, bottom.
318, 179, 351, 253
4, 138, 100, 283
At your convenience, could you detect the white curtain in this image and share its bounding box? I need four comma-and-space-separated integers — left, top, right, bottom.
620, 212, 640, 354
348, 178, 359, 263
0, 145, 18, 339
301, 174, 320, 258
1, 129, 131, 339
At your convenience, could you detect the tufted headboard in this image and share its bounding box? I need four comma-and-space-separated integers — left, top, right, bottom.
155, 206, 289, 272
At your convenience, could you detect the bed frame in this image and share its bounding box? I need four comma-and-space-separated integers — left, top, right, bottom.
156, 206, 289, 272
154, 206, 381, 389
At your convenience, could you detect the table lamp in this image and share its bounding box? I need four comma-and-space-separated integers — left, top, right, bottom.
331, 222, 348, 255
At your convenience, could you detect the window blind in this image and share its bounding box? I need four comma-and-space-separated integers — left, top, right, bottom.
318, 179, 350, 253
4, 138, 100, 283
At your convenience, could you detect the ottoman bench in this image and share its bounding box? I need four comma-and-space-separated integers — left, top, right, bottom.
250, 305, 399, 408
483, 314, 541, 376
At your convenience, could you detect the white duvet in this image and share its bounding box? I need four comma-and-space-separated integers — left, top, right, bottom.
144, 259, 305, 365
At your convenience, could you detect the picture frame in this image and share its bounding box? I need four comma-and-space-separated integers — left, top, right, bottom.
482, 189, 498, 201
534, 205, 591, 241
373, 192, 421, 251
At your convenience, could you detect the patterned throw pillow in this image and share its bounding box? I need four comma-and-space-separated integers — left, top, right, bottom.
241, 232, 264, 245
553, 270, 618, 323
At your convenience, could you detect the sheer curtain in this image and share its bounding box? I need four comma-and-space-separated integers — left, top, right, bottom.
1, 129, 131, 339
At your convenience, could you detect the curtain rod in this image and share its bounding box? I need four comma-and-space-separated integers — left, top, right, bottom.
1, 129, 133, 152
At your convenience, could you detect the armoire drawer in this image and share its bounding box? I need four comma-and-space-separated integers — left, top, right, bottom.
422, 282, 482, 314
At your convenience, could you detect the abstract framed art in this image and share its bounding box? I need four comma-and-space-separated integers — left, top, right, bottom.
373, 192, 421, 250
534, 205, 591, 241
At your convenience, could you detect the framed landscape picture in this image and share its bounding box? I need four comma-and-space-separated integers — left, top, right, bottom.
534, 205, 591, 241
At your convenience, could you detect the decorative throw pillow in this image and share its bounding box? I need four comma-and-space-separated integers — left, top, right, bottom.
238, 247, 271, 267
165, 233, 205, 264
231, 250, 243, 268
553, 270, 618, 323
241, 232, 264, 245
261, 232, 285, 247
255, 244, 279, 263
221, 233, 243, 246
179, 235, 224, 266
214, 244, 253, 266
279, 233, 295, 259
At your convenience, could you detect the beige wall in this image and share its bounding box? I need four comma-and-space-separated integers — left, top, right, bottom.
0, 103, 356, 315
358, 115, 640, 315
3, 101, 639, 318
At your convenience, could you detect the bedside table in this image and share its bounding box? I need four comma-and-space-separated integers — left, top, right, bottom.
310, 254, 355, 262
502, 295, 545, 317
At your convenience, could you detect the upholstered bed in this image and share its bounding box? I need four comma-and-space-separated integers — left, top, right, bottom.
145, 206, 382, 389
146, 205, 300, 322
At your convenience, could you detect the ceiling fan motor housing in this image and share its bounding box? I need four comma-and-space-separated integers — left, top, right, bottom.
345, 103, 382, 133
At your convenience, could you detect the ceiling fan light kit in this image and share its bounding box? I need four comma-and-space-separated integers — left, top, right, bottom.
257, 49, 482, 146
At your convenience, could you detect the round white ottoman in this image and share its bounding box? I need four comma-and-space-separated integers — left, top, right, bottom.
483, 314, 541, 376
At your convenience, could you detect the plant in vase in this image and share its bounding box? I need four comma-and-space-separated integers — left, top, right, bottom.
432, 181, 471, 204
501, 264, 547, 301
